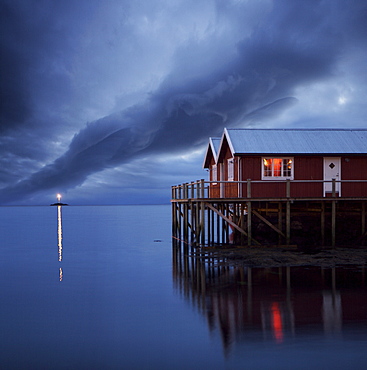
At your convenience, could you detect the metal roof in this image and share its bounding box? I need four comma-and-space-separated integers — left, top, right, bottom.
225, 128, 367, 155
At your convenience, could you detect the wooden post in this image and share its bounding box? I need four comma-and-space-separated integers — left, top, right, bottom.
286, 179, 291, 198
201, 201, 205, 246
192, 203, 196, 245
211, 206, 215, 245
223, 204, 227, 243
183, 184, 188, 242
362, 201, 366, 240
331, 179, 336, 247
224, 203, 228, 243
195, 200, 200, 245
331, 200, 336, 247
171, 186, 177, 242
216, 203, 220, 244
200, 178, 206, 245
200, 179, 205, 198
247, 179, 252, 246
278, 202, 282, 245
178, 185, 181, 200
286, 201, 291, 245
321, 202, 325, 246
241, 203, 246, 245
208, 206, 212, 245
286, 179, 291, 245
177, 203, 182, 241
184, 203, 188, 242
196, 180, 200, 199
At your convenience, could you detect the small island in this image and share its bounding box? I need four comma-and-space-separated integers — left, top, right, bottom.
50, 194, 68, 206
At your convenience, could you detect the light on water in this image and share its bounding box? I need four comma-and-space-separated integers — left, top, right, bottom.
1, 205, 367, 369
58, 205, 62, 262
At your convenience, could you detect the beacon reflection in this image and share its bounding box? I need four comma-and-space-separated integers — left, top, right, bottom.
57, 204, 63, 281
58, 205, 63, 262
52, 193, 66, 281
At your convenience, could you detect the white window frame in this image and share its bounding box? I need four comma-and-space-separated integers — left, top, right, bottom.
228, 158, 234, 181
261, 157, 294, 180
212, 164, 217, 184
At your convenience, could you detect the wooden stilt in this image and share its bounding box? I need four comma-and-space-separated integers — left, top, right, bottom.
286, 180, 291, 246
191, 203, 195, 244
278, 202, 282, 245
183, 185, 188, 242
332, 200, 336, 247
241, 203, 246, 245
201, 201, 205, 246
216, 203, 220, 244
171, 178, 367, 248
247, 179, 252, 246
362, 201, 366, 239
321, 202, 325, 246
331, 179, 336, 247
286, 201, 291, 245
194, 202, 199, 245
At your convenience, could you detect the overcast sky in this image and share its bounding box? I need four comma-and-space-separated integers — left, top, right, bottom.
1, 0, 367, 205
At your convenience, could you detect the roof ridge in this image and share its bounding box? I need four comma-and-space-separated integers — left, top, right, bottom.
226, 128, 367, 131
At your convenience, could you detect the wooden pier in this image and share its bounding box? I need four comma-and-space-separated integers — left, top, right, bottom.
171, 179, 367, 248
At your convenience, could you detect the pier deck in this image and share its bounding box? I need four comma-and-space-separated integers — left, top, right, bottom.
171, 179, 367, 247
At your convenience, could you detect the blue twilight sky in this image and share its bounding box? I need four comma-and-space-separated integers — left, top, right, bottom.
1, 0, 367, 205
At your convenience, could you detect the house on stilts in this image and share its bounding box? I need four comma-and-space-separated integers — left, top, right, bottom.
171, 128, 367, 247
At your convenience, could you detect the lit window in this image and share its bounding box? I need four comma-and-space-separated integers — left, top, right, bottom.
228, 158, 234, 181
262, 158, 293, 180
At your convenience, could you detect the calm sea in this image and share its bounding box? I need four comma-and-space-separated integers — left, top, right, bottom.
1, 205, 367, 369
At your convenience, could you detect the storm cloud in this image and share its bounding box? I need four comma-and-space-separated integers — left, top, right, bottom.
1, 0, 367, 204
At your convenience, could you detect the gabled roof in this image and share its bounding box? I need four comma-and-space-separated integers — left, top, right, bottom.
224, 128, 367, 155
203, 137, 221, 168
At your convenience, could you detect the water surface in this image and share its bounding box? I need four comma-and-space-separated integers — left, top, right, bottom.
1, 205, 367, 369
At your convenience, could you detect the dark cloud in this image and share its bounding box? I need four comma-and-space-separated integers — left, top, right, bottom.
1, 0, 367, 204
0, 0, 102, 132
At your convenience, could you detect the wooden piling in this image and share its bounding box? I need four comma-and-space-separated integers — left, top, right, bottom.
171, 179, 367, 248
247, 179, 252, 246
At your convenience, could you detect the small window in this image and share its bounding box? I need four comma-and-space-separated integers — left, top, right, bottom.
228, 158, 234, 181
262, 158, 293, 180
212, 165, 217, 182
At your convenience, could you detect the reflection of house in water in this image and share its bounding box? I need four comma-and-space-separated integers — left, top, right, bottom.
172, 245, 367, 353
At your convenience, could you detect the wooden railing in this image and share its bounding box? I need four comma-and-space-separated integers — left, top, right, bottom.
172, 179, 367, 200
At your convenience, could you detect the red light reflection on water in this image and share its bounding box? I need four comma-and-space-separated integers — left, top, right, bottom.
271, 302, 283, 343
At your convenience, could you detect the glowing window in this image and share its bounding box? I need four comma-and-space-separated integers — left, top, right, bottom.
262, 158, 293, 180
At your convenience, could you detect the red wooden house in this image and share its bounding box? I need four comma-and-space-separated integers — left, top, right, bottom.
203, 128, 367, 199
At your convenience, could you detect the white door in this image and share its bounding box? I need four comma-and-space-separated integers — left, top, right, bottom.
323, 157, 341, 196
